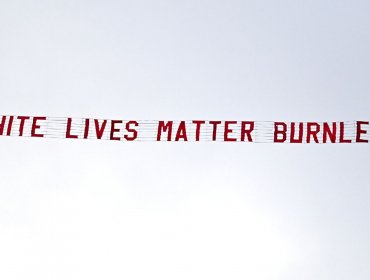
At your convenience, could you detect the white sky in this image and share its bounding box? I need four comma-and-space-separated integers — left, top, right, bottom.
0, 1, 369, 279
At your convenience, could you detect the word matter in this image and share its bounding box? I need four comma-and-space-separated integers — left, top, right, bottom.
0, 115, 368, 143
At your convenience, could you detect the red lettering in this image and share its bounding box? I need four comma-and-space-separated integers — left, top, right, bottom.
66, 118, 78, 139
17, 116, 30, 136
0, 116, 7, 135
124, 121, 138, 141
7, 116, 14, 136
31, 117, 46, 137
306, 122, 320, 143
209, 121, 221, 141
224, 121, 237, 142
94, 119, 107, 139
157, 121, 173, 141
356, 121, 369, 143
175, 121, 188, 141
339, 122, 351, 143
290, 122, 303, 143
323, 122, 336, 143
192, 120, 205, 141
83, 119, 90, 139
110, 120, 122, 141
274, 122, 287, 143
241, 121, 254, 142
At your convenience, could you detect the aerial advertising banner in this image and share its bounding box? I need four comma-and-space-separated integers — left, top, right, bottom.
0, 115, 369, 143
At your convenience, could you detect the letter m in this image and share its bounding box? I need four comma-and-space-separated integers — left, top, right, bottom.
157, 121, 173, 141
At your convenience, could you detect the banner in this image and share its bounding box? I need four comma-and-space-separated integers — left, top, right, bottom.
0, 115, 369, 143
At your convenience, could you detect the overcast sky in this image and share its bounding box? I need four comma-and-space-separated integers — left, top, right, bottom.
0, 1, 369, 279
